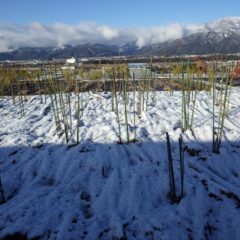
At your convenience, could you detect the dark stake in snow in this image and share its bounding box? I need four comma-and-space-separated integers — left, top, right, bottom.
166, 132, 185, 203
0, 177, 5, 204
166, 132, 177, 202
179, 134, 185, 199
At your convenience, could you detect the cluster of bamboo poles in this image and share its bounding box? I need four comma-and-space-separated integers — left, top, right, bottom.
178, 60, 234, 153
0, 60, 236, 151
166, 133, 185, 203
44, 66, 87, 144
208, 62, 233, 153
109, 61, 157, 143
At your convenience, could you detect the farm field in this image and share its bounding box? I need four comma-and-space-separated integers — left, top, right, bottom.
0, 78, 240, 239
1, 0, 240, 239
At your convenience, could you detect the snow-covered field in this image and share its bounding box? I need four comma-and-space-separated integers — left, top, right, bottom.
0, 89, 240, 240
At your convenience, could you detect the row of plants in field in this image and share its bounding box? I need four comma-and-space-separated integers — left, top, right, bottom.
0, 60, 238, 206
0, 60, 238, 152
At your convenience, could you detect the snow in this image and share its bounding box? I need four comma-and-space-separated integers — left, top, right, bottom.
0, 89, 240, 240
202, 16, 240, 34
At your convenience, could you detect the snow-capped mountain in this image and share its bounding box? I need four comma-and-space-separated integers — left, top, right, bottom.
202, 17, 240, 33
0, 17, 240, 60
136, 17, 240, 56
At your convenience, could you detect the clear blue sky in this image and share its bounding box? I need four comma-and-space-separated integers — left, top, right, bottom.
0, 0, 239, 26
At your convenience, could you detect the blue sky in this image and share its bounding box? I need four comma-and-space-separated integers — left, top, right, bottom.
0, 0, 239, 52
0, 0, 239, 26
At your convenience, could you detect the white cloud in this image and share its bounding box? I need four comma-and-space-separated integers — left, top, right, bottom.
0, 21, 203, 52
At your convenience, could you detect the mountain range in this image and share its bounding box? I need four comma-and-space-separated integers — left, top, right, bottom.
0, 17, 240, 60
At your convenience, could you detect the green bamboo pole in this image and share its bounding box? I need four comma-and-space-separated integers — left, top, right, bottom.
123, 71, 129, 142
113, 63, 122, 143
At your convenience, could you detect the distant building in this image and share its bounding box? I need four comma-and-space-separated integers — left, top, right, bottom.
66, 57, 76, 64
80, 58, 89, 63
61, 66, 75, 70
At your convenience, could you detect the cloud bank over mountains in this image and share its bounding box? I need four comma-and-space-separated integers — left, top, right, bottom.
0, 21, 203, 52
